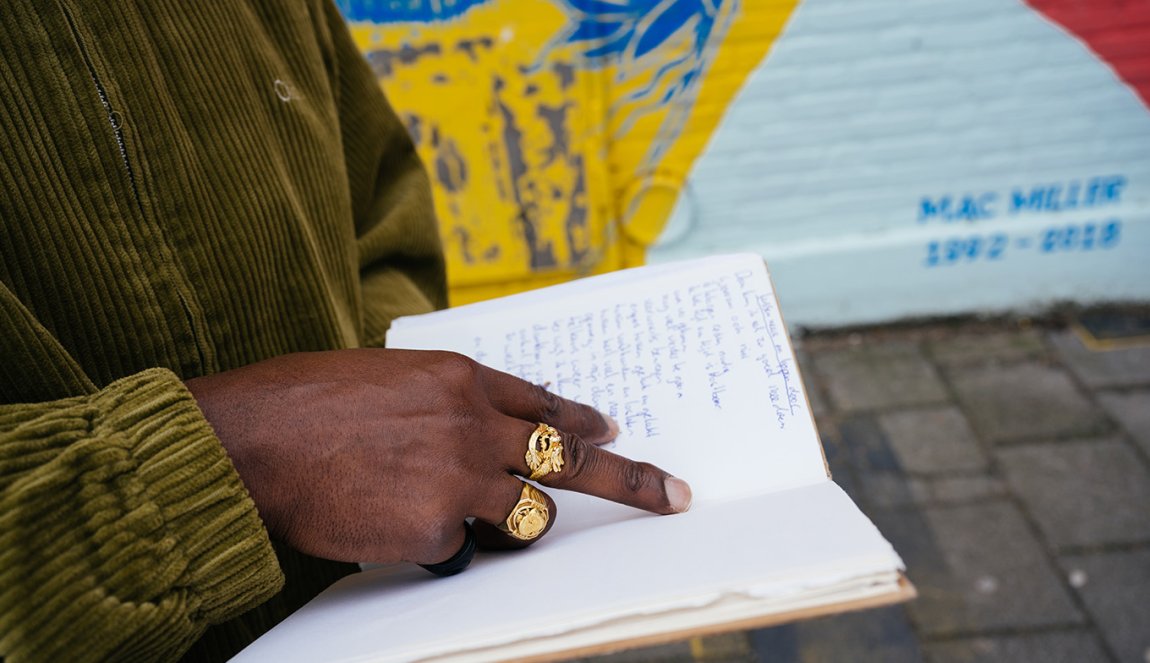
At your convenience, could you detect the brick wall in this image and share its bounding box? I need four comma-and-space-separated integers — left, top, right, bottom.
648, 0, 1150, 327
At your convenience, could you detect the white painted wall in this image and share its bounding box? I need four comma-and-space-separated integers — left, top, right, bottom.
649, 0, 1150, 327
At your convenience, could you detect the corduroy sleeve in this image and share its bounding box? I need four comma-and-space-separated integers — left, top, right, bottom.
0, 368, 284, 663
320, 0, 449, 346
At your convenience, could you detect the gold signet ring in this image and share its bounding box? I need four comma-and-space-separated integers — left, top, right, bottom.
525, 423, 564, 481
499, 483, 550, 541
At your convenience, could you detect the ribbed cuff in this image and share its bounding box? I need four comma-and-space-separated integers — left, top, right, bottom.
0, 368, 283, 662
93, 368, 284, 622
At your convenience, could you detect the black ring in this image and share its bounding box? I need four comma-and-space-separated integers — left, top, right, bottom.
419, 521, 477, 577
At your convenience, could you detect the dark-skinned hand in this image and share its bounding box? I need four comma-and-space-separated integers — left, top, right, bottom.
185, 349, 692, 566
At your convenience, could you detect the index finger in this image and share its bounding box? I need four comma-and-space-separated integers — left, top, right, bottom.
502, 418, 693, 516
478, 364, 619, 445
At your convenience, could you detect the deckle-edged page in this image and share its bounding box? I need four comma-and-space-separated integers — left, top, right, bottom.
387, 253, 828, 506
233, 482, 906, 663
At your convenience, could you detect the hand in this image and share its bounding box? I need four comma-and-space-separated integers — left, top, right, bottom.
185, 349, 692, 565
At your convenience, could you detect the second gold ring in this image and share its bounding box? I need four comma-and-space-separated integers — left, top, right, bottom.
499, 483, 550, 541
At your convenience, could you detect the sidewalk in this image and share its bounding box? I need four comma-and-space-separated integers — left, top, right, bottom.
584, 312, 1150, 663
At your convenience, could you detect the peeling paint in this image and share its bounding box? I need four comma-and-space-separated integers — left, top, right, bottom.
364, 43, 441, 78
456, 36, 494, 61
434, 138, 468, 192
403, 113, 423, 145
552, 61, 575, 90
494, 77, 556, 270
564, 154, 589, 264
537, 102, 571, 167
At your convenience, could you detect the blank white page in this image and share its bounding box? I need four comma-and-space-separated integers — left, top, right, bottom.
233, 482, 904, 663
387, 254, 827, 504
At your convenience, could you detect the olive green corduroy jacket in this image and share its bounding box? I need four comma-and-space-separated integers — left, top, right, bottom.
0, 1, 447, 660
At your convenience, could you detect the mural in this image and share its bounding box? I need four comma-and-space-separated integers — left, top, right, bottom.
338, 0, 797, 303
646, 0, 1150, 326
341, 0, 1150, 323
1024, 0, 1150, 108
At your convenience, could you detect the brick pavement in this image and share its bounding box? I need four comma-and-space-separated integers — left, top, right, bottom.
586, 318, 1150, 663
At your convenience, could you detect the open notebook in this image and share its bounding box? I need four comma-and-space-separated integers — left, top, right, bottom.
234, 253, 912, 662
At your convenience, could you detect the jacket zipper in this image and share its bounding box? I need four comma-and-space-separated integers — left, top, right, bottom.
58, 2, 144, 213
58, 2, 209, 373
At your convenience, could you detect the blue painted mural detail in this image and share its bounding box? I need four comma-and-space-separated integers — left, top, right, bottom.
338, 0, 726, 63
561, 0, 720, 63
335, 0, 488, 24
556, 0, 735, 162
339, 0, 737, 168
922, 221, 1123, 268
918, 174, 1129, 268
918, 175, 1127, 224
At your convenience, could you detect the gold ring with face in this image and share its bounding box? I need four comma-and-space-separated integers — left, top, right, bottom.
525, 423, 563, 481
498, 483, 550, 541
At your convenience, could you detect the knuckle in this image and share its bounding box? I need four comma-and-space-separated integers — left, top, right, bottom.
561, 433, 591, 479
445, 406, 482, 436
621, 461, 648, 495
433, 351, 479, 384
534, 384, 563, 421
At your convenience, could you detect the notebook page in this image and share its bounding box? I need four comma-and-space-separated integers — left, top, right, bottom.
387, 254, 827, 503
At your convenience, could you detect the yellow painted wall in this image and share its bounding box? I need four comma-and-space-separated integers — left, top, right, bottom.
343, 0, 799, 303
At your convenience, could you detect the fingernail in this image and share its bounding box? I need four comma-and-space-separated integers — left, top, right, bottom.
602, 413, 620, 439
664, 477, 693, 513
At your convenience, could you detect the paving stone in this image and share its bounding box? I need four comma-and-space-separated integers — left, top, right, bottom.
1061, 549, 1150, 663
578, 640, 695, 663
878, 407, 988, 474
839, 417, 924, 509
1099, 389, 1150, 459
817, 416, 842, 458
690, 633, 755, 662
816, 418, 870, 508
928, 329, 1047, 368
852, 474, 1007, 508
860, 473, 931, 508
949, 361, 1110, 443
840, 416, 903, 472
997, 438, 1150, 548
1050, 330, 1150, 388
796, 349, 830, 417
750, 606, 923, 663
1074, 307, 1150, 342
756, 323, 1144, 663
873, 502, 1082, 636
922, 630, 1108, 663
812, 341, 949, 412
924, 475, 1007, 504
822, 428, 864, 506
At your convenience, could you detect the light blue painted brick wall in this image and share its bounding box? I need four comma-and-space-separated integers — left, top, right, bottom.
649, 0, 1150, 327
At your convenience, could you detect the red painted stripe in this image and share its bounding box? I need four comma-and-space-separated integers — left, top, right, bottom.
1025, 0, 1150, 108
